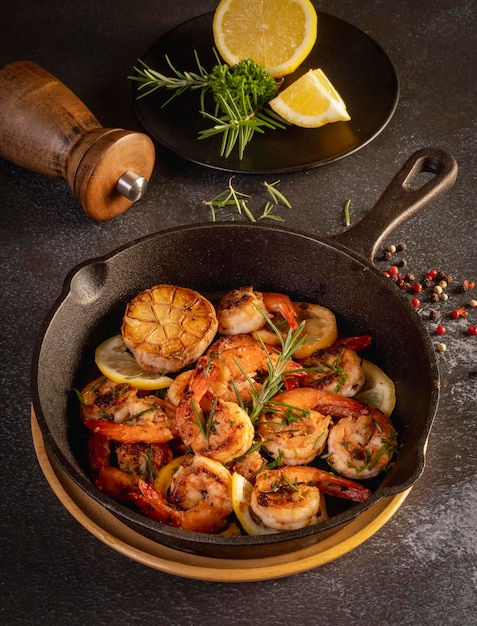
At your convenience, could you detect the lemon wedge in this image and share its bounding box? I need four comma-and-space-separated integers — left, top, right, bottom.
213, 0, 318, 78
95, 335, 173, 390
355, 359, 396, 416
269, 68, 351, 128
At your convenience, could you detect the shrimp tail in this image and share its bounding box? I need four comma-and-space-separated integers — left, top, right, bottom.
312, 468, 372, 502
262, 292, 299, 331
330, 335, 372, 352
83, 419, 173, 443
190, 355, 220, 397
131, 480, 229, 533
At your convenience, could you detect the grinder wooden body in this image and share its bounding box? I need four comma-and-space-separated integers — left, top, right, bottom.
0, 60, 155, 220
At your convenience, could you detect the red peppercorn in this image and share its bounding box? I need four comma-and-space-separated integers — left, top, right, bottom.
388, 265, 400, 276
451, 309, 460, 319
426, 269, 438, 280
469, 326, 477, 335
411, 297, 420, 308
413, 283, 423, 293
436, 325, 446, 335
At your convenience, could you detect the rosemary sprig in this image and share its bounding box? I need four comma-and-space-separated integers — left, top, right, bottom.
129, 53, 288, 159
264, 181, 292, 209
237, 307, 307, 422
203, 177, 292, 222
191, 397, 218, 445
343, 198, 351, 227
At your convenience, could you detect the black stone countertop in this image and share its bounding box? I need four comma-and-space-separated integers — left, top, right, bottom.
1, 1, 476, 624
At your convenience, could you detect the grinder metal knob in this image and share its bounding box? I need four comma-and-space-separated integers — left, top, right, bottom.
0, 60, 155, 221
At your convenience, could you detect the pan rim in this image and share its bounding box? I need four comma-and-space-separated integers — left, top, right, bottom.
31, 222, 439, 555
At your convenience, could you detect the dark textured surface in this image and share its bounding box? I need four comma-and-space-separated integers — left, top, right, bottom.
1, 1, 476, 624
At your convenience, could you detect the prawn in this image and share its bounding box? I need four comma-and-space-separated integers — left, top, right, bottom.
216, 286, 299, 336
79, 376, 178, 443
131, 455, 233, 533
206, 334, 302, 403
250, 465, 371, 531
327, 404, 398, 479
88, 431, 172, 501
300, 344, 366, 397
258, 387, 332, 466
259, 387, 397, 480
175, 357, 255, 464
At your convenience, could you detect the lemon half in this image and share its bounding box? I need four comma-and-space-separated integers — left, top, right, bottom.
213, 0, 318, 77
269, 68, 350, 128
95, 335, 173, 390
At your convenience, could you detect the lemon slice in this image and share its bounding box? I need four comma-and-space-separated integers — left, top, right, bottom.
153, 455, 189, 495
292, 302, 339, 358
269, 68, 351, 128
231, 472, 278, 535
95, 335, 173, 390
355, 359, 396, 416
254, 302, 338, 359
213, 0, 318, 78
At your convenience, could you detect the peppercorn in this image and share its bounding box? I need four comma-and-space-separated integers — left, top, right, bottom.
426, 269, 438, 281
429, 309, 441, 320
430, 292, 439, 303
387, 244, 397, 254
411, 297, 420, 308
469, 326, 477, 335
438, 280, 448, 289
388, 265, 399, 276
382, 250, 393, 261
460, 279, 474, 292
469, 299, 477, 308
436, 325, 446, 335
437, 342, 446, 352
413, 283, 423, 293
397, 242, 407, 251
439, 293, 449, 302
398, 258, 407, 268
404, 273, 415, 283
422, 277, 432, 288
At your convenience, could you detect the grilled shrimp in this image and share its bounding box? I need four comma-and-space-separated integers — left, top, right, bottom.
300, 335, 371, 397
216, 286, 299, 335
327, 403, 398, 479
88, 431, 172, 501
131, 455, 233, 533
175, 357, 255, 464
206, 334, 301, 403
79, 376, 178, 443
250, 465, 371, 531
258, 387, 331, 466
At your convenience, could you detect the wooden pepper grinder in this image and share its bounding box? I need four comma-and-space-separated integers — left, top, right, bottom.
0, 60, 155, 221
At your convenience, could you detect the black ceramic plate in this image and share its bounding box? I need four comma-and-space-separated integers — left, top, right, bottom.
132, 11, 399, 173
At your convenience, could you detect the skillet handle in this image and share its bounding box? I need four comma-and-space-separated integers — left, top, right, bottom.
330, 148, 458, 262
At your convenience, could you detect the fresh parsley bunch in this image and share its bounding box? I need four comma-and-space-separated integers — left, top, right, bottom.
130, 53, 287, 159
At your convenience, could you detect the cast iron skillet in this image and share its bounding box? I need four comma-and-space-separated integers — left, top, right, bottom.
32, 148, 457, 559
